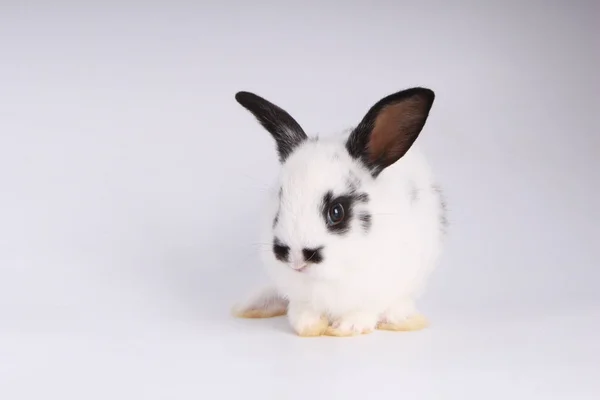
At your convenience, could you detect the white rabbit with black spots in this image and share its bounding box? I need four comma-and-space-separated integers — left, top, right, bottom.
232, 87, 447, 337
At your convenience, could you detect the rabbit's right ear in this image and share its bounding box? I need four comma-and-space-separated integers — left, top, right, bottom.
345, 87, 435, 177
235, 91, 308, 163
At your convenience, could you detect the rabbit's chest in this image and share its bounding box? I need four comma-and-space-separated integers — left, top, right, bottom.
301, 275, 394, 315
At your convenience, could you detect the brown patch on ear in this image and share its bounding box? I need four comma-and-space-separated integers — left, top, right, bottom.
368, 95, 431, 167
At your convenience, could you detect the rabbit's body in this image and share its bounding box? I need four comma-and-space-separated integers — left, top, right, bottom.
260, 139, 443, 318
233, 87, 446, 336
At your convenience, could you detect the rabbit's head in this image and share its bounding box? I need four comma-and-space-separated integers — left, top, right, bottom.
235, 88, 434, 276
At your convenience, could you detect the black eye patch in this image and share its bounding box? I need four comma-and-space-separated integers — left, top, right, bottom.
273, 238, 289, 262
320, 188, 370, 235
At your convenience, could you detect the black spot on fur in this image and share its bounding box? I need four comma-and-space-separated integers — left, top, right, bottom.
346, 173, 361, 192
302, 247, 324, 264
345, 175, 369, 203
273, 238, 290, 262
273, 188, 283, 227
355, 193, 369, 203
410, 181, 420, 204
432, 184, 448, 233
358, 212, 372, 232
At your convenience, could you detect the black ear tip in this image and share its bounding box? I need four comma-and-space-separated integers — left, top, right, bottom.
398, 87, 435, 111
412, 87, 435, 103
423, 89, 435, 107
234, 91, 253, 105
383, 87, 435, 109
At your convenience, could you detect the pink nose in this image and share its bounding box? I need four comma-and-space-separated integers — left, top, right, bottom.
291, 261, 308, 271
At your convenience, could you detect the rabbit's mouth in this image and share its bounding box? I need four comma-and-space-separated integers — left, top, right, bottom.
291, 261, 309, 272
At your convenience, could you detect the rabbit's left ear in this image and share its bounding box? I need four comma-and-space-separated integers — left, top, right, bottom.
235, 91, 308, 163
346, 87, 435, 177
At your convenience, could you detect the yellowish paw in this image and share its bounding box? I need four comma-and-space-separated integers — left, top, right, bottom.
377, 314, 429, 332
324, 325, 373, 337
296, 316, 329, 337
323, 316, 376, 337
232, 306, 287, 319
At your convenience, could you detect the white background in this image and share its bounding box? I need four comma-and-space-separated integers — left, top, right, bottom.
1, 1, 598, 399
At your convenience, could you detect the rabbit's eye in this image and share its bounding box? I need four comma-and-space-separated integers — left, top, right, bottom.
327, 203, 345, 225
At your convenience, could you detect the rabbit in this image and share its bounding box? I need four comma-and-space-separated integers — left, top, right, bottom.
231, 87, 447, 337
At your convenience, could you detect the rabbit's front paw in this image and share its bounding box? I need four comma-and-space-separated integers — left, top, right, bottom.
287, 303, 329, 337
324, 312, 378, 337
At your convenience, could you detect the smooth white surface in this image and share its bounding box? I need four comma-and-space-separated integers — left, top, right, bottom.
1, 1, 599, 399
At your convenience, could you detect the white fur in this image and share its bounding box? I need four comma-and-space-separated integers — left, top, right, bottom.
237, 130, 445, 335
